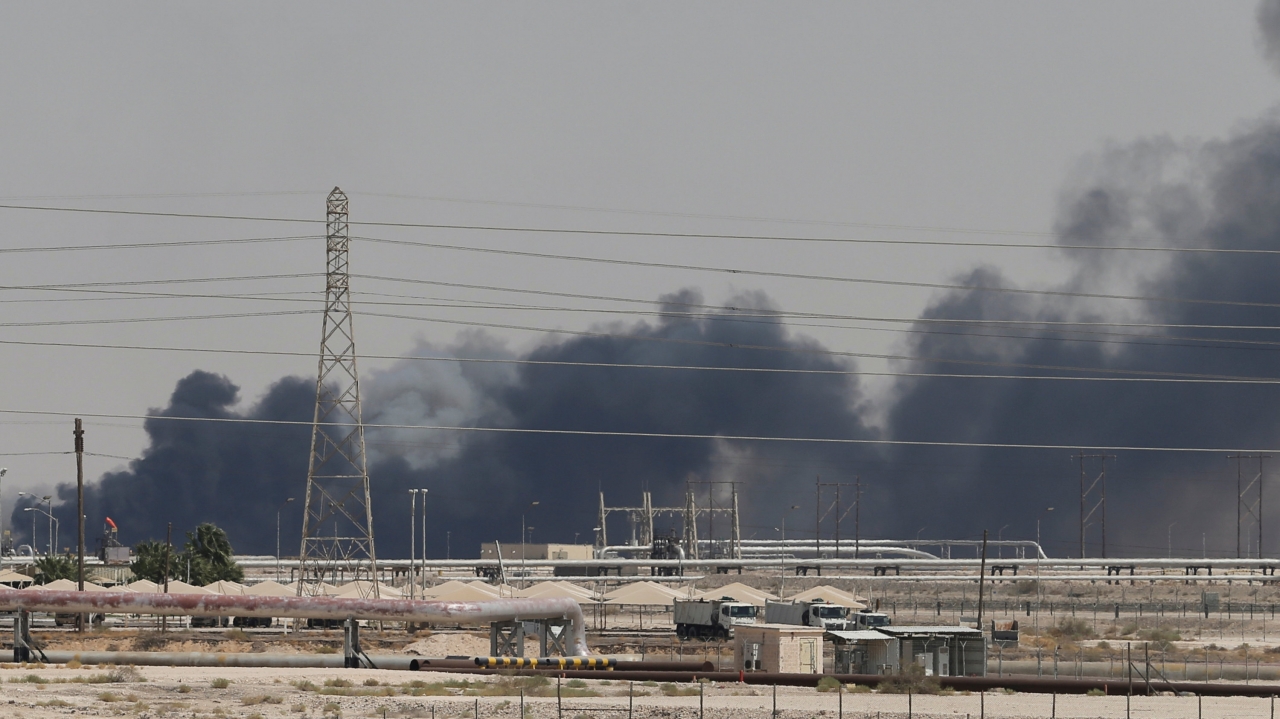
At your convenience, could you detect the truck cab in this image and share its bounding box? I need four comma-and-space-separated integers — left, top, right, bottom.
852, 609, 892, 629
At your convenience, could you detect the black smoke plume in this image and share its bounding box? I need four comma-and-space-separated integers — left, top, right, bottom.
19, 3, 1280, 560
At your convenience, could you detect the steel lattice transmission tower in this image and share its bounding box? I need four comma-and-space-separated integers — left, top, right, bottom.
298, 187, 379, 597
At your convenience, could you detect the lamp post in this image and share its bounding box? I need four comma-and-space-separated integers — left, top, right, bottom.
1036, 507, 1054, 554
24, 507, 57, 557
17, 492, 35, 553
42, 496, 52, 554
0, 468, 6, 555
419, 489, 428, 598
408, 490, 419, 599
780, 505, 800, 541
522, 501, 540, 588
276, 497, 294, 583
1035, 507, 1054, 635
1168, 522, 1178, 559
998, 524, 1009, 559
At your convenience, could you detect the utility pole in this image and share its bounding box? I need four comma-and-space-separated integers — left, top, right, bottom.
162, 522, 171, 632
1230, 454, 1270, 559
298, 188, 379, 597
815, 478, 856, 558
74, 418, 85, 632
1077, 453, 1115, 558
854, 475, 861, 559
815, 476, 821, 559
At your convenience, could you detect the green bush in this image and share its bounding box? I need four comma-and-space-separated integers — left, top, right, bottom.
816, 676, 842, 692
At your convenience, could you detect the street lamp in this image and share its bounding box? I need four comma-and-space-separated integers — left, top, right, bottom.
522, 501, 540, 588
409, 490, 419, 599
997, 524, 1009, 559
408, 489, 428, 599
780, 505, 801, 541
0, 468, 7, 555
419, 489, 427, 597
17, 492, 40, 554
1168, 522, 1178, 559
1036, 508, 1054, 554
24, 507, 57, 557
276, 498, 294, 583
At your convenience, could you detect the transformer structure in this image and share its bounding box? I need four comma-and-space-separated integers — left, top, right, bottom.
298, 187, 379, 597
596, 485, 741, 560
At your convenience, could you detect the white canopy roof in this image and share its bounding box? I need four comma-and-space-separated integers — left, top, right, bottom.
31, 578, 110, 592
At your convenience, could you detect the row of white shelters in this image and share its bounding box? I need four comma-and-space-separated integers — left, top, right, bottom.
604, 581, 684, 606
785, 585, 867, 608
696, 582, 777, 607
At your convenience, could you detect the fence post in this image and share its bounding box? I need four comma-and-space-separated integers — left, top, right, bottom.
557, 676, 562, 719
1051, 691, 1055, 718
980, 690, 984, 719
772, 683, 777, 718
908, 687, 913, 719
474, 697, 479, 719
520, 689, 524, 719
699, 679, 704, 719
838, 682, 842, 719
628, 682, 633, 719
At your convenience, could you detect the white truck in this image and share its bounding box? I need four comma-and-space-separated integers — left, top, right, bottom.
765, 598, 857, 630
673, 597, 758, 639
850, 608, 892, 629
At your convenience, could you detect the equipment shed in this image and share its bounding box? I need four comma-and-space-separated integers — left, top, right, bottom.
877, 625, 986, 677
733, 624, 824, 674
825, 629, 899, 675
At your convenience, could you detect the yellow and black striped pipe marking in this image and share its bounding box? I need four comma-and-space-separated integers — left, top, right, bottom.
474, 657, 616, 670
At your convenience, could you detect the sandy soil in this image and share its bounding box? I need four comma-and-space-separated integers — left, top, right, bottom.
0, 662, 1276, 719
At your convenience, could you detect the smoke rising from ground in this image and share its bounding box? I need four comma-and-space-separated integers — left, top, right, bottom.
16, 3, 1280, 561
1259, 0, 1280, 76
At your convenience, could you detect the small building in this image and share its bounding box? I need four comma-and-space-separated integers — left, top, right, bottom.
733, 624, 825, 674
877, 625, 986, 677
825, 629, 899, 675
480, 543, 594, 561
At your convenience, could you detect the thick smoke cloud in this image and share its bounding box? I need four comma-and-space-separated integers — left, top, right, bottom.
10, 371, 315, 555
880, 121, 1280, 556
19, 291, 879, 558
1260, 0, 1280, 75
18, 4, 1280, 561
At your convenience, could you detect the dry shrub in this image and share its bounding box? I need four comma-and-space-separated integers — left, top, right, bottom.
877, 665, 942, 695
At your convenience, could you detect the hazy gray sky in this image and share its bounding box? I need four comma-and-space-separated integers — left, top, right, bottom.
1, 3, 1274, 506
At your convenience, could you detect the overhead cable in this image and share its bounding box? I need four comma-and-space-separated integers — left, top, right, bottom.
1, 337, 1276, 384
2, 201, 1279, 255
1, 408, 1276, 455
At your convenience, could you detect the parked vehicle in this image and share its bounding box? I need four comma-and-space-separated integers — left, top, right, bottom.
673, 597, 758, 639
764, 598, 857, 629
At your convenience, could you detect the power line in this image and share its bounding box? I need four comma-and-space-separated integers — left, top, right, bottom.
1, 407, 1277, 454
12, 272, 1280, 338
0, 235, 321, 254
0, 310, 313, 329
358, 310, 1280, 380
4, 201, 1280, 256
19, 278, 1278, 355
4, 336, 1280, 384
354, 236, 1280, 310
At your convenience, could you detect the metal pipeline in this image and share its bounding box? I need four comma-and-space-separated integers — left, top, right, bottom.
412, 666, 1280, 698
40, 651, 420, 671
420, 658, 713, 673
0, 589, 590, 657
475, 657, 616, 669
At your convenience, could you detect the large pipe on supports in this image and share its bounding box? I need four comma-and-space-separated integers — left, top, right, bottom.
42, 651, 420, 670
419, 667, 1280, 698
0, 589, 590, 657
